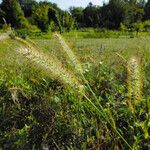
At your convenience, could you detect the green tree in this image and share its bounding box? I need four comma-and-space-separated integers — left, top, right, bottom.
32, 2, 50, 32
123, 0, 144, 27
100, 0, 125, 29
83, 2, 100, 27
62, 11, 76, 31
31, 1, 63, 32
17, 0, 37, 17
0, 8, 6, 25
48, 7, 62, 33
1, 0, 26, 27
144, 0, 150, 19
69, 7, 84, 28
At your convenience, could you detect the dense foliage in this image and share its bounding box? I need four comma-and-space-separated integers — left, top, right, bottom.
1, 0, 150, 32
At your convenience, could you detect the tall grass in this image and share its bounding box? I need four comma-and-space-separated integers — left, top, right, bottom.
8, 33, 133, 149
54, 33, 132, 149
15, 37, 84, 93
54, 32, 83, 74
1, 31, 149, 149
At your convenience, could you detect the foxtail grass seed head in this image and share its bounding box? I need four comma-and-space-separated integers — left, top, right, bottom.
15, 37, 84, 93
127, 56, 142, 109
54, 33, 83, 74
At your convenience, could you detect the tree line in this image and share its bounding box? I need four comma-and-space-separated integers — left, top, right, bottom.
0, 0, 150, 32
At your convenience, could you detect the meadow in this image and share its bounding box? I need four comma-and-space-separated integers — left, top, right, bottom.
0, 31, 150, 149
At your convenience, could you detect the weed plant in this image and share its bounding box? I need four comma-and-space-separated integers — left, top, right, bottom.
0, 32, 150, 149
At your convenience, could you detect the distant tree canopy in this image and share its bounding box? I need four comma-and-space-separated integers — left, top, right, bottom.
145, 0, 150, 19
18, 0, 37, 17
0, 0, 25, 27
100, 0, 125, 29
83, 2, 100, 27
69, 7, 84, 28
0, 0, 150, 31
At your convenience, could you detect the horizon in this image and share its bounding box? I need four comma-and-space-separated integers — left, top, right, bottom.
0, 0, 109, 10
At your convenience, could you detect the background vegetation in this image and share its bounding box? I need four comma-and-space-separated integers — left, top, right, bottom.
1, 0, 150, 33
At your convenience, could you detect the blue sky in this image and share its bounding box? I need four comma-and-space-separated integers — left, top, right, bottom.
0, 0, 109, 10
46, 0, 109, 10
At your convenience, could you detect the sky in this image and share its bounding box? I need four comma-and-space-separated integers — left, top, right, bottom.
0, 0, 109, 10
47, 0, 109, 10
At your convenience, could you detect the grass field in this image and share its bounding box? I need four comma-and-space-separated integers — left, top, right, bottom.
0, 32, 150, 149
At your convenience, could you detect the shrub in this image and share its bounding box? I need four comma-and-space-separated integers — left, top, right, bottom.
120, 23, 128, 32
132, 22, 144, 33
2, 23, 11, 32
15, 29, 28, 39
143, 20, 150, 32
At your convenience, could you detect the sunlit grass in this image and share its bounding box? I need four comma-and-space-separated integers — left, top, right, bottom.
0, 34, 150, 149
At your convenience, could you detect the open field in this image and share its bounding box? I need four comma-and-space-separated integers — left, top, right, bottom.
1, 0, 150, 149
33, 36, 150, 63
0, 33, 150, 149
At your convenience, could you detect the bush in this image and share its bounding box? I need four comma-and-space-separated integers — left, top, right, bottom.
15, 29, 28, 39
19, 16, 31, 29
132, 22, 144, 33
120, 23, 128, 32
2, 23, 11, 32
15, 28, 52, 39
143, 20, 150, 32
